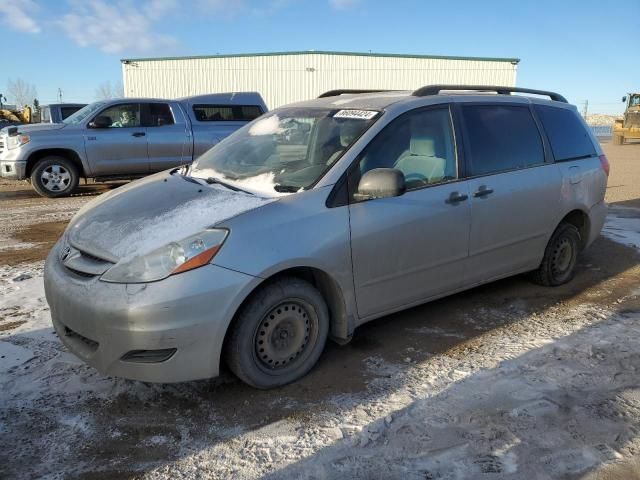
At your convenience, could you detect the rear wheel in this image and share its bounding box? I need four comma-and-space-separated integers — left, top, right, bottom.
224, 277, 329, 389
530, 223, 581, 286
30, 156, 79, 198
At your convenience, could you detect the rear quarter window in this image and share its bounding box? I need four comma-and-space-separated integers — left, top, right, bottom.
534, 105, 596, 161
41, 107, 51, 123
192, 105, 263, 122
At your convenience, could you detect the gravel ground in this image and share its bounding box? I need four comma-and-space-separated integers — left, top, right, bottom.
0, 141, 639, 479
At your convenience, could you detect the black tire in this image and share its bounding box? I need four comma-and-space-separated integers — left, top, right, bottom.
30, 156, 79, 198
224, 277, 329, 389
530, 223, 581, 286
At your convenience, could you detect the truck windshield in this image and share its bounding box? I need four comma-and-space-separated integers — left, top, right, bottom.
63, 102, 106, 125
190, 108, 379, 196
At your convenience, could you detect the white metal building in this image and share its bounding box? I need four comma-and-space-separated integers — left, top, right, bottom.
121, 51, 519, 108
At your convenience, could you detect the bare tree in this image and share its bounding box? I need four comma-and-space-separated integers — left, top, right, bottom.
95, 81, 124, 100
6, 78, 38, 108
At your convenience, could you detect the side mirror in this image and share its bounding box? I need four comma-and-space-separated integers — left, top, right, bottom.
88, 116, 112, 128
622, 96, 627, 103
354, 168, 406, 201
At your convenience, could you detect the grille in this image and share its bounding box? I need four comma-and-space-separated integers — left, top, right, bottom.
65, 267, 97, 278
64, 325, 99, 352
61, 245, 114, 278
0, 139, 4, 154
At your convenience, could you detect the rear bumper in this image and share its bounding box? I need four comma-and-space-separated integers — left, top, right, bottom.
0, 160, 27, 180
44, 240, 260, 383
587, 200, 607, 248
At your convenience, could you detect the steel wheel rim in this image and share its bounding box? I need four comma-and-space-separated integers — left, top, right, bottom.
254, 300, 317, 371
552, 237, 573, 275
41, 164, 71, 192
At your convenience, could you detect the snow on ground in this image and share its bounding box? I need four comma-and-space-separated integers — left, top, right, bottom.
603, 206, 640, 251
1, 211, 640, 479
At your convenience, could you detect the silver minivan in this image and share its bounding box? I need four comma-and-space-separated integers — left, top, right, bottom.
44, 86, 609, 388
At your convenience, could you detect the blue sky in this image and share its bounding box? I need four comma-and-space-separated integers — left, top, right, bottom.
2, 0, 637, 114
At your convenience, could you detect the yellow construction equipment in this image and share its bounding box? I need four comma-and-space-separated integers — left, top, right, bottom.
613, 93, 640, 144
0, 105, 32, 124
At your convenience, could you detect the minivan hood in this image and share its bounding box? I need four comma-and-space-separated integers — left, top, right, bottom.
67, 171, 274, 261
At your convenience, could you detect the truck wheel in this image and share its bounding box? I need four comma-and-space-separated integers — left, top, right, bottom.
613, 134, 624, 145
30, 156, 79, 198
529, 223, 581, 287
224, 277, 329, 389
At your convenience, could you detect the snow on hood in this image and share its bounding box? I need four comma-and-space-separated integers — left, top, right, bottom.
67, 171, 274, 261
190, 167, 293, 197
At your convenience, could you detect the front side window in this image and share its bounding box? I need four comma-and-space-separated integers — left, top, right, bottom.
192, 104, 263, 122
144, 103, 174, 127
96, 104, 141, 128
355, 107, 457, 191
534, 105, 596, 162
462, 105, 544, 176
190, 108, 378, 195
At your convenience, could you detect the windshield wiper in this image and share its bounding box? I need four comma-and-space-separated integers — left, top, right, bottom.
274, 184, 301, 193
206, 176, 254, 195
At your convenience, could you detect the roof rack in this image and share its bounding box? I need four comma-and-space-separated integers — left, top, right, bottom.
318, 89, 396, 98
411, 85, 568, 103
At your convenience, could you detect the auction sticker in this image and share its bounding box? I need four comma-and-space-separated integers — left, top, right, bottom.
333, 110, 379, 120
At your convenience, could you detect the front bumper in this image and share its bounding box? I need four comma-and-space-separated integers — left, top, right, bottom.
44, 241, 260, 383
0, 160, 27, 180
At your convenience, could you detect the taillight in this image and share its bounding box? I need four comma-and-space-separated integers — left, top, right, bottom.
599, 154, 610, 177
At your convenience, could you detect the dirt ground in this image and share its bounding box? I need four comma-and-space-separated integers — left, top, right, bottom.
0, 141, 639, 479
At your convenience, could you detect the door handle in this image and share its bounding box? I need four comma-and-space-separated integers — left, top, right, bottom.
131, 132, 146, 137
446, 191, 469, 204
473, 186, 494, 198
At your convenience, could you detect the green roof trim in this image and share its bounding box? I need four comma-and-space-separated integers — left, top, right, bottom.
121, 50, 520, 64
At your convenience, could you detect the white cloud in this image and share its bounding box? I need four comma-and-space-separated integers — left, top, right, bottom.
59, 0, 179, 54
329, 0, 359, 9
0, 0, 41, 33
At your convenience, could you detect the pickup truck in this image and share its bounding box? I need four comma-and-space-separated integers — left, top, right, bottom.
40, 103, 87, 124
0, 92, 267, 197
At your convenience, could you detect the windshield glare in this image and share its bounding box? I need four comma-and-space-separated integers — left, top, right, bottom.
190, 108, 378, 195
63, 101, 106, 125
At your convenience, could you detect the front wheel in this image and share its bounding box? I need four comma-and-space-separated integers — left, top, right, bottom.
30, 156, 79, 198
224, 277, 329, 389
530, 223, 581, 286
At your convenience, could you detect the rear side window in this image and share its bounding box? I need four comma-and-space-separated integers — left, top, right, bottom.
534, 105, 596, 161
192, 104, 263, 122
462, 105, 544, 176
144, 103, 175, 127
60, 106, 83, 120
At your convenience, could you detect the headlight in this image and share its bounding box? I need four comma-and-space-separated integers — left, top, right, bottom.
6, 134, 30, 150
101, 229, 228, 283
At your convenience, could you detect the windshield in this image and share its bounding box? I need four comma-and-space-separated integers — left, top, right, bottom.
630, 95, 640, 107
63, 101, 106, 125
190, 108, 379, 196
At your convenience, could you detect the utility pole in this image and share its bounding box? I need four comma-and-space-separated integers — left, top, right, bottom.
58, 88, 63, 103
582, 100, 589, 118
